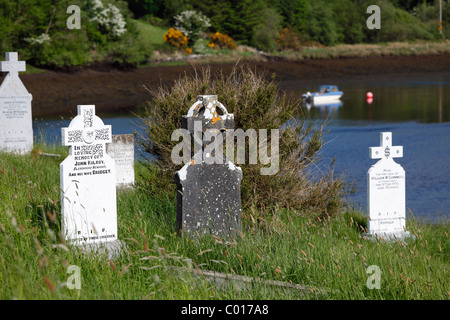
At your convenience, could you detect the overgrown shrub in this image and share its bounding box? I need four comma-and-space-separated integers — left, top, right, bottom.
364, 0, 437, 42
137, 65, 352, 220
163, 27, 189, 52
88, 0, 127, 38
277, 26, 302, 51
173, 10, 211, 46
250, 7, 283, 52
302, 0, 338, 46
0, 0, 150, 69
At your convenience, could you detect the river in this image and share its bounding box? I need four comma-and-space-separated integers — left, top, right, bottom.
32, 68, 450, 222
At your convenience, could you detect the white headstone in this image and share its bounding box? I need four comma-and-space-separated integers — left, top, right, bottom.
0, 52, 33, 153
366, 132, 413, 240
60, 105, 119, 250
106, 134, 135, 188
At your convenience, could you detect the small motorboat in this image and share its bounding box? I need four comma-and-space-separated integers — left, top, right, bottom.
302, 85, 343, 104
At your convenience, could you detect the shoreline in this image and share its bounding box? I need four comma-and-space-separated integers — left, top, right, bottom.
6, 53, 450, 117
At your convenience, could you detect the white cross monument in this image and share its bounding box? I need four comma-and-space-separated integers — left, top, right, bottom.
366, 132, 413, 240
0, 52, 33, 153
0, 52, 26, 78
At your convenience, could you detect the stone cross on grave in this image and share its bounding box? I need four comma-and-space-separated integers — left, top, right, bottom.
175, 95, 242, 240
0, 52, 33, 154
62, 105, 112, 148
0, 52, 26, 78
369, 132, 403, 161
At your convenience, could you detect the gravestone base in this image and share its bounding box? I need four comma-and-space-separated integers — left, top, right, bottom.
73, 239, 127, 260
363, 231, 416, 242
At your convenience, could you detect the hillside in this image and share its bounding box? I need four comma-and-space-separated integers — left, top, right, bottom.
0, 0, 449, 70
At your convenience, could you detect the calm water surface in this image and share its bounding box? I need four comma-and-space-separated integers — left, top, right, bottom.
33, 73, 450, 222
300, 73, 450, 221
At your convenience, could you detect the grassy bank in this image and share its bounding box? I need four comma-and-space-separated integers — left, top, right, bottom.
89, 39, 450, 70
0, 143, 448, 300
274, 40, 450, 60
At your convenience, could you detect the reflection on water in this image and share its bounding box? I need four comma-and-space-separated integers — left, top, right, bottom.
299, 75, 449, 124
33, 74, 450, 221
319, 121, 450, 222
299, 75, 450, 222
303, 101, 343, 115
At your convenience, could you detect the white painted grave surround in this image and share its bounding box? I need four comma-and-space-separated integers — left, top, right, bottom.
60, 105, 118, 247
366, 132, 413, 240
0, 52, 33, 153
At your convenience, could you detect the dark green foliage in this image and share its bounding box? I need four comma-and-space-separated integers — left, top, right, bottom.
251, 7, 283, 51
0, 0, 152, 69
303, 0, 339, 45
190, 0, 264, 45
364, 0, 437, 42
332, 0, 366, 44
270, 0, 308, 32
393, 0, 435, 11
127, 0, 164, 18
0, 0, 445, 70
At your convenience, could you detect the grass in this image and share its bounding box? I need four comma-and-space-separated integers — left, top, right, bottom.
267, 40, 450, 60
23, 65, 46, 75
0, 142, 448, 300
151, 36, 450, 65
134, 20, 167, 47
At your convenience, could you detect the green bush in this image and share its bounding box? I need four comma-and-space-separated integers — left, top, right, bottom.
251, 7, 283, 52
27, 32, 93, 69
0, 0, 152, 69
303, 0, 338, 46
137, 65, 352, 219
127, 0, 164, 18
365, 0, 437, 42
173, 10, 211, 46
331, 0, 365, 44
190, 0, 263, 45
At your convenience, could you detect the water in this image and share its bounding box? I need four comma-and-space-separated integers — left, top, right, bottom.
33, 73, 450, 222
300, 74, 450, 222
318, 121, 450, 221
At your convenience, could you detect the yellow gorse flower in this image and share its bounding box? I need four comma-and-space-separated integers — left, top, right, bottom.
163, 28, 189, 49
207, 32, 237, 50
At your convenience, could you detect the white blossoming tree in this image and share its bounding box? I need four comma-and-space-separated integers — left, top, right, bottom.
89, 0, 127, 38
174, 10, 211, 46
24, 33, 51, 45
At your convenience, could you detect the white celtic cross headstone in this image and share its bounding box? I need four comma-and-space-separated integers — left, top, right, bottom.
366, 132, 413, 240
60, 105, 119, 251
0, 52, 33, 153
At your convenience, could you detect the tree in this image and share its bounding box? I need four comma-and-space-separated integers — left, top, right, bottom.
190, 0, 264, 45
332, 0, 365, 44
303, 0, 338, 45
272, 0, 308, 32
393, 0, 435, 11
251, 7, 283, 51
127, 0, 164, 18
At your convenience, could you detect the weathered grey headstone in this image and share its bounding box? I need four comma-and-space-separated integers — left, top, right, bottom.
106, 134, 135, 188
175, 95, 242, 239
365, 132, 413, 240
60, 105, 122, 256
0, 52, 33, 153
